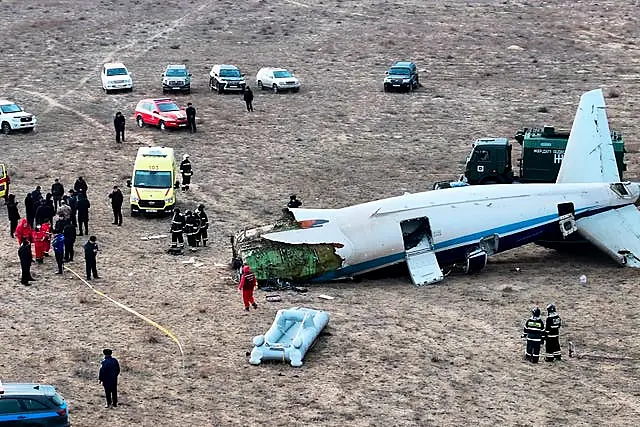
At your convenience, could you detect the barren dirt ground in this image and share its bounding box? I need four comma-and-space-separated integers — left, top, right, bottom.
2, 0, 640, 426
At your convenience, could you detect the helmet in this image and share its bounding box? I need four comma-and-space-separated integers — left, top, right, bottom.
173, 207, 180, 213
198, 204, 205, 210
546, 303, 556, 313
185, 210, 192, 215
531, 306, 541, 317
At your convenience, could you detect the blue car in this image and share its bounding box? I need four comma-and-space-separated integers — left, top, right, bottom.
0, 381, 70, 426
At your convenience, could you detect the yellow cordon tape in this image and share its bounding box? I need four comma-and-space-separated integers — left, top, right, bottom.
64, 265, 185, 367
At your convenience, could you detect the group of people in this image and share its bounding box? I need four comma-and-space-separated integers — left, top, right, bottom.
522, 304, 562, 363
169, 204, 209, 254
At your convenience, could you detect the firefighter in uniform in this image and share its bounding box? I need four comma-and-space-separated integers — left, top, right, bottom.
180, 154, 192, 191
287, 194, 302, 208
522, 306, 545, 363
195, 204, 209, 247
544, 304, 562, 361
169, 208, 185, 254
184, 210, 200, 251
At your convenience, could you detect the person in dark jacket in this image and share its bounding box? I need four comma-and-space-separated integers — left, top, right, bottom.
108, 186, 123, 226
114, 111, 126, 143
68, 189, 78, 227
84, 235, 99, 280
186, 103, 196, 133
6, 194, 20, 238
243, 86, 254, 112
35, 193, 54, 226
24, 192, 35, 228
30, 186, 43, 206
63, 221, 76, 262
194, 204, 209, 247
544, 304, 562, 362
76, 193, 91, 236
98, 348, 120, 408
169, 208, 185, 254
179, 154, 192, 191
287, 194, 302, 209
74, 176, 88, 195
522, 306, 545, 363
184, 210, 200, 251
18, 238, 35, 285
52, 233, 65, 274
51, 179, 64, 211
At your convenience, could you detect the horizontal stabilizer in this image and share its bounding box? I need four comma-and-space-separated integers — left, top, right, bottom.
556, 89, 620, 184
577, 205, 640, 267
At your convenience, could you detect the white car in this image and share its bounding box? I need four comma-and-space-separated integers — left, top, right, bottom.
0, 99, 37, 134
256, 67, 300, 93
101, 62, 133, 93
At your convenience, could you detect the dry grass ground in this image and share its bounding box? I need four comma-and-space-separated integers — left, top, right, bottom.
1, 0, 640, 425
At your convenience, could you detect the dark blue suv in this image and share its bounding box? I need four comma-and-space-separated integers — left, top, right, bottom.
0, 382, 70, 426
383, 61, 420, 92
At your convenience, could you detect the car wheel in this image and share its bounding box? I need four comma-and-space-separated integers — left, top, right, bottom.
136, 116, 144, 128
257, 80, 263, 90
272, 84, 278, 93
159, 120, 166, 131
23, 128, 34, 133
131, 208, 138, 217
1, 122, 11, 135
217, 82, 224, 94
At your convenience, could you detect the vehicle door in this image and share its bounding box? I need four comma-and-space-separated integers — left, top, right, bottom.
146, 102, 158, 126
265, 70, 273, 86
19, 397, 61, 426
0, 163, 8, 199
0, 397, 25, 424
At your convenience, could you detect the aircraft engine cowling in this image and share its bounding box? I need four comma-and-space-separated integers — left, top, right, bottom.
465, 248, 488, 274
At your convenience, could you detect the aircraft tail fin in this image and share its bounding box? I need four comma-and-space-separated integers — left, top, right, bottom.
556, 89, 620, 184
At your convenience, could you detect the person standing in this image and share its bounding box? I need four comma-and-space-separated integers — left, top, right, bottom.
32, 224, 47, 264
169, 208, 185, 254
51, 179, 64, 211
108, 186, 123, 226
287, 194, 302, 208
98, 348, 120, 408
186, 103, 196, 133
24, 192, 35, 228
243, 86, 254, 112
238, 264, 258, 311
84, 235, 99, 280
35, 193, 54, 226
15, 217, 32, 245
68, 189, 78, 228
63, 221, 76, 262
18, 238, 35, 286
179, 154, 192, 191
41, 221, 52, 256
76, 192, 91, 236
6, 194, 20, 238
30, 186, 43, 206
195, 204, 209, 247
114, 111, 126, 143
544, 304, 562, 362
52, 233, 65, 274
74, 176, 88, 195
522, 306, 545, 364
184, 210, 200, 251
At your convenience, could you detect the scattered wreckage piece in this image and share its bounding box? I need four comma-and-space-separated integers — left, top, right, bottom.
140, 234, 168, 241
249, 307, 329, 367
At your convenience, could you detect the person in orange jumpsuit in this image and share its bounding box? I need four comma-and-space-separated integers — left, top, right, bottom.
15, 218, 32, 245
40, 222, 52, 256
32, 225, 48, 264
238, 264, 258, 311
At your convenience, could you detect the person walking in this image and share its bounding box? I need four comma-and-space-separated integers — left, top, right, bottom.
114, 111, 126, 143
522, 306, 545, 364
186, 102, 196, 133
287, 194, 302, 208
179, 154, 192, 191
84, 235, 99, 280
108, 186, 123, 226
98, 348, 120, 408
238, 264, 258, 311
74, 176, 88, 195
243, 86, 254, 112
52, 233, 65, 274
51, 179, 64, 211
18, 238, 35, 286
63, 221, 76, 262
169, 208, 185, 255
76, 192, 90, 236
195, 204, 209, 247
544, 304, 562, 362
6, 194, 20, 238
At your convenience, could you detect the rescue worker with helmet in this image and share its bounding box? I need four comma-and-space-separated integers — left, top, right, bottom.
544, 304, 562, 361
194, 204, 209, 247
179, 155, 192, 191
184, 210, 200, 251
169, 208, 186, 254
522, 306, 545, 363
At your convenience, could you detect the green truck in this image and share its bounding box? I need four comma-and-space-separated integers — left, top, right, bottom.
435, 126, 626, 188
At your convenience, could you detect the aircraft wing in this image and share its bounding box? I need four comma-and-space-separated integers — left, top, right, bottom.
556, 88, 620, 184
577, 205, 640, 267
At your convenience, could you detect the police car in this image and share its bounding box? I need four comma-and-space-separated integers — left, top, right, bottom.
0, 381, 70, 426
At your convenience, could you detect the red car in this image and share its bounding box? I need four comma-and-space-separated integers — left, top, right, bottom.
134, 98, 188, 130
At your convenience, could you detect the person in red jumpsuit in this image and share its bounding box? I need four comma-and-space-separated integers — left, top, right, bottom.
15, 218, 32, 245
32, 225, 47, 264
40, 222, 52, 256
238, 264, 258, 311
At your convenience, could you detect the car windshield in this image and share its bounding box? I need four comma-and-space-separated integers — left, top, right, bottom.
157, 102, 180, 112
107, 68, 128, 76
166, 68, 187, 77
389, 67, 410, 76
220, 69, 241, 77
273, 70, 292, 78
0, 103, 22, 113
134, 171, 172, 189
